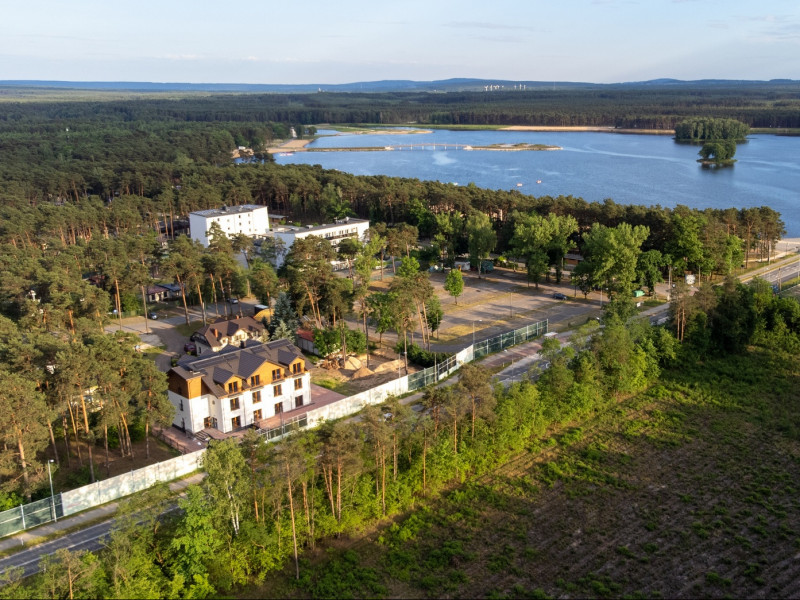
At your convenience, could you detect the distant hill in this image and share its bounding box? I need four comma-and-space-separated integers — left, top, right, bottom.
2, 78, 798, 94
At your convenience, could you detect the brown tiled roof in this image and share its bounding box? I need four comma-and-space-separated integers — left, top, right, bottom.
196, 316, 266, 350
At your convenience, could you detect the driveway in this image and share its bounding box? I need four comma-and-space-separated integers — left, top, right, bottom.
105, 309, 199, 371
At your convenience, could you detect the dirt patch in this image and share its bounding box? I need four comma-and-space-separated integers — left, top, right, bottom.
52, 435, 181, 490
310, 352, 418, 394
352, 366, 374, 379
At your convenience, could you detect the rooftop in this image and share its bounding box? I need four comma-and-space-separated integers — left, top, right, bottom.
272, 216, 369, 235
191, 316, 266, 351
172, 339, 305, 391
190, 204, 267, 218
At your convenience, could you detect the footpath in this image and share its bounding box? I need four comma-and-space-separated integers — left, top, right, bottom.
1, 248, 796, 567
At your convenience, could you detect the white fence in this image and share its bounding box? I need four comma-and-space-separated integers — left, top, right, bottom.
60, 451, 204, 517
306, 376, 409, 426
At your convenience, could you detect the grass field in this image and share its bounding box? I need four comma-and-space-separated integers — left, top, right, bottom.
260, 347, 800, 599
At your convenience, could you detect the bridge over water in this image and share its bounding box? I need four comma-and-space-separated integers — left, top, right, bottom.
306, 143, 474, 152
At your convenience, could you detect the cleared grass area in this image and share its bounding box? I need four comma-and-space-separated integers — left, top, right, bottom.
263, 347, 800, 599
310, 375, 361, 397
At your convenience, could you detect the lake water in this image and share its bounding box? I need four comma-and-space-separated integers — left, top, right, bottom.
275, 128, 800, 236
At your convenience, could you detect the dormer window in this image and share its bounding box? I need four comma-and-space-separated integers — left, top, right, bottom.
228, 381, 239, 393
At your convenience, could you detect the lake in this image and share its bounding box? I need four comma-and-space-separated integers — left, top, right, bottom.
275, 128, 800, 236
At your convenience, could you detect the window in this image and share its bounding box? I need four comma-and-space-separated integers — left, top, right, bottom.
230, 397, 240, 411
271, 368, 282, 381
228, 381, 239, 393
231, 416, 241, 429
294, 378, 303, 391
274, 402, 283, 415
250, 374, 261, 387
253, 409, 262, 421
292, 362, 302, 374
252, 390, 262, 404
273, 384, 282, 397
178, 398, 184, 411
295, 395, 304, 409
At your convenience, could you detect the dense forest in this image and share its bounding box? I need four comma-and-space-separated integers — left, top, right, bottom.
3, 80, 800, 130
0, 88, 798, 597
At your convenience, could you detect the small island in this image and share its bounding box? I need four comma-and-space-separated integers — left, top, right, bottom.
674, 117, 749, 167
468, 142, 561, 151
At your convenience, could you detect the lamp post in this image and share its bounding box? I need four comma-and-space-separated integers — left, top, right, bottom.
472, 319, 482, 347
47, 459, 56, 523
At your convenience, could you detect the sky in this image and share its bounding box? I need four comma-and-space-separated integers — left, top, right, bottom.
1, 0, 798, 84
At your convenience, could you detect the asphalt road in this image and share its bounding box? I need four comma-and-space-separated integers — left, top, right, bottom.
0, 473, 205, 580
0, 520, 115, 578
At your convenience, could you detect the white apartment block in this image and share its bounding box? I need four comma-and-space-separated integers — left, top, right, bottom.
189, 204, 270, 247
167, 339, 310, 435
271, 217, 370, 267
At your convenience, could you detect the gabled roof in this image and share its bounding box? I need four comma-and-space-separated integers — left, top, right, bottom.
211, 366, 234, 385
171, 339, 305, 396
195, 316, 266, 350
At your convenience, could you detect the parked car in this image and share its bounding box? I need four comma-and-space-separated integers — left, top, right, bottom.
184, 342, 196, 354
228, 297, 239, 304
148, 312, 158, 320
552, 292, 567, 300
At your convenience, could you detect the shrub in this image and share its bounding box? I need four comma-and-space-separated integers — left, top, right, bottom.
394, 342, 451, 368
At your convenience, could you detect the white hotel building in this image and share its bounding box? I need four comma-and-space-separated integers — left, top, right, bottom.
271, 217, 370, 267
189, 204, 270, 247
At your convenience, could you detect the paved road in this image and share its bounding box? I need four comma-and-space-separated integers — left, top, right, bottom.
1, 520, 116, 578
0, 473, 204, 579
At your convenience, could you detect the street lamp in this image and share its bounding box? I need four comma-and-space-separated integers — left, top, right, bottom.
472, 319, 482, 347
47, 459, 57, 523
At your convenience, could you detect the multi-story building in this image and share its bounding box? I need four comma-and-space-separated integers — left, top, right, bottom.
189, 204, 270, 247
271, 217, 370, 267
167, 339, 310, 435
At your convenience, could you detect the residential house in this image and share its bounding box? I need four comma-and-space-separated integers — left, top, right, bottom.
168, 339, 310, 435
145, 283, 181, 304
193, 316, 267, 355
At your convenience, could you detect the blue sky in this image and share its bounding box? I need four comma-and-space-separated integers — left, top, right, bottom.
1, 0, 798, 83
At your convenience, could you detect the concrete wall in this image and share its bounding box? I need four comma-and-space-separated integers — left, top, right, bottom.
60, 451, 204, 517
305, 376, 409, 426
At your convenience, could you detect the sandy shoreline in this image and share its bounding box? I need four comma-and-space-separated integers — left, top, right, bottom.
267, 139, 314, 153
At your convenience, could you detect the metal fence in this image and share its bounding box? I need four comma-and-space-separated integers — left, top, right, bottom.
409, 319, 548, 391
0, 495, 63, 538
473, 320, 548, 360
259, 414, 309, 441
